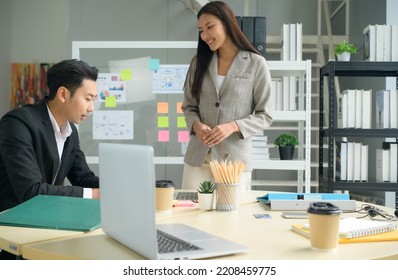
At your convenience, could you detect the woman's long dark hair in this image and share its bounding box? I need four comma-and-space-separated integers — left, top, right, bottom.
191, 1, 259, 103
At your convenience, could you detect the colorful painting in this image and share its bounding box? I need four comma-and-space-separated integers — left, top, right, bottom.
10, 63, 53, 108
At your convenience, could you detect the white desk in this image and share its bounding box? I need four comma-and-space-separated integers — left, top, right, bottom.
14, 192, 398, 260
0, 225, 89, 257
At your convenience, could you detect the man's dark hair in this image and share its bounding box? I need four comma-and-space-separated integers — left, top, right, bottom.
47, 59, 99, 100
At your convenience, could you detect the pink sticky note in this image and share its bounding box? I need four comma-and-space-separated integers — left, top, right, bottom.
158, 130, 170, 142
178, 131, 190, 143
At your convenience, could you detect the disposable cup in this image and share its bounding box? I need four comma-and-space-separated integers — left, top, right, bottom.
307, 202, 341, 251
155, 181, 174, 212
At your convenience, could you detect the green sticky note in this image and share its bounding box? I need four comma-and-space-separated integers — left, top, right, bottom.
149, 59, 160, 70
158, 116, 169, 128
105, 96, 117, 107
177, 116, 187, 128
120, 69, 132, 81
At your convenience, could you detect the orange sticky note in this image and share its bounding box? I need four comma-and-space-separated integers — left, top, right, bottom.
157, 102, 169, 114
176, 102, 183, 113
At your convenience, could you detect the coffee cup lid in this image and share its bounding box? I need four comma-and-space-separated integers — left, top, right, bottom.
307, 202, 341, 215
156, 180, 174, 188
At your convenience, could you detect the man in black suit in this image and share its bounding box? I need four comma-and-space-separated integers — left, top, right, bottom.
0, 59, 100, 259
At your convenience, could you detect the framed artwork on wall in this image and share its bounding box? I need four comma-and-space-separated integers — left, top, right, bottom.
10, 63, 53, 108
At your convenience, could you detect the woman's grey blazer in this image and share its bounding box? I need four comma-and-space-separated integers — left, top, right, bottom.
182, 50, 273, 171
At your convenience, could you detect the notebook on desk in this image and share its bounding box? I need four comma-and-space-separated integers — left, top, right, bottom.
99, 143, 249, 260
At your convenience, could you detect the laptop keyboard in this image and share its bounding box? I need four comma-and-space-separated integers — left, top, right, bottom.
157, 230, 202, 254
175, 192, 198, 201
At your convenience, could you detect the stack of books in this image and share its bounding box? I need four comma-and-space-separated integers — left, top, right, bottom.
376, 140, 398, 183
280, 23, 302, 61
270, 78, 296, 111
279, 23, 303, 112
338, 89, 372, 129
363, 24, 398, 61
252, 133, 269, 160
335, 139, 368, 182
376, 89, 398, 129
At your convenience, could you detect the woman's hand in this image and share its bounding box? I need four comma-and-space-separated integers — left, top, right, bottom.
203, 121, 239, 146
193, 121, 211, 145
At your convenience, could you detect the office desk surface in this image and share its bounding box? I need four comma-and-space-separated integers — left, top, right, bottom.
0, 225, 89, 256
0, 190, 258, 258
20, 193, 398, 260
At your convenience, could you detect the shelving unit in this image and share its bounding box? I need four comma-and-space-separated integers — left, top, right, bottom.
318, 61, 398, 196
254, 60, 312, 193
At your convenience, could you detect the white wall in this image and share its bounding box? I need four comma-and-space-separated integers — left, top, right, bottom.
11, 0, 69, 62
0, 0, 12, 116
0, 0, 69, 117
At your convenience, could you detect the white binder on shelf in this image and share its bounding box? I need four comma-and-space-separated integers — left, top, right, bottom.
363, 25, 376, 61
375, 24, 385, 61
389, 143, 397, 183
360, 144, 368, 182
376, 90, 390, 128
355, 89, 362, 128
391, 25, 398, 61
361, 89, 372, 129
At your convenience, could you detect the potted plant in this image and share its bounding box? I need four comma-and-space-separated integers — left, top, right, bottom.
335, 40, 357, 61
274, 133, 299, 160
197, 180, 215, 210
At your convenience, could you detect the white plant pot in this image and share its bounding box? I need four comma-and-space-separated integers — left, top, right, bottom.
198, 193, 214, 210
337, 52, 351, 61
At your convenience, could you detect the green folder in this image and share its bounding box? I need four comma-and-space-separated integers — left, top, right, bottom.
0, 195, 100, 231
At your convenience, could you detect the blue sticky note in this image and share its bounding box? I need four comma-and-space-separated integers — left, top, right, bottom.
149, 59, 160, 70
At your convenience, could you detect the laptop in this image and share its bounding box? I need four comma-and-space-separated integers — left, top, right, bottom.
99, 143, 249, 260
156, 180, 198, 202
174, 191, 198, 202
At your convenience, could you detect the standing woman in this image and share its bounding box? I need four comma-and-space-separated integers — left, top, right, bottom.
182, 1, 273, 190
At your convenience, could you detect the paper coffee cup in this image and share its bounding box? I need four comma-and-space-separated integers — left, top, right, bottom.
307, 202, 341, 251
155, 180, 174, 212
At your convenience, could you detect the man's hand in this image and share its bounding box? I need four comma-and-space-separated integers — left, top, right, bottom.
92, 188, 100, 199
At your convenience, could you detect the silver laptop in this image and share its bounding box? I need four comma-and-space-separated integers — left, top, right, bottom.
99, 143, 249, 260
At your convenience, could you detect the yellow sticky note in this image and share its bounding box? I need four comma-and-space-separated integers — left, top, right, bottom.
158, 130, 170, 142
176, 102, 183, 114
157, 102, 169, 114
105, 96, 117, 108
177, 116, 187, 128
120, 69, 132, 81
158, 116, 169, 128
178, 131, 190, 143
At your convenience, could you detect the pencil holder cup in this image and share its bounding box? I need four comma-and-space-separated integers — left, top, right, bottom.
215, 183, 239, 211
